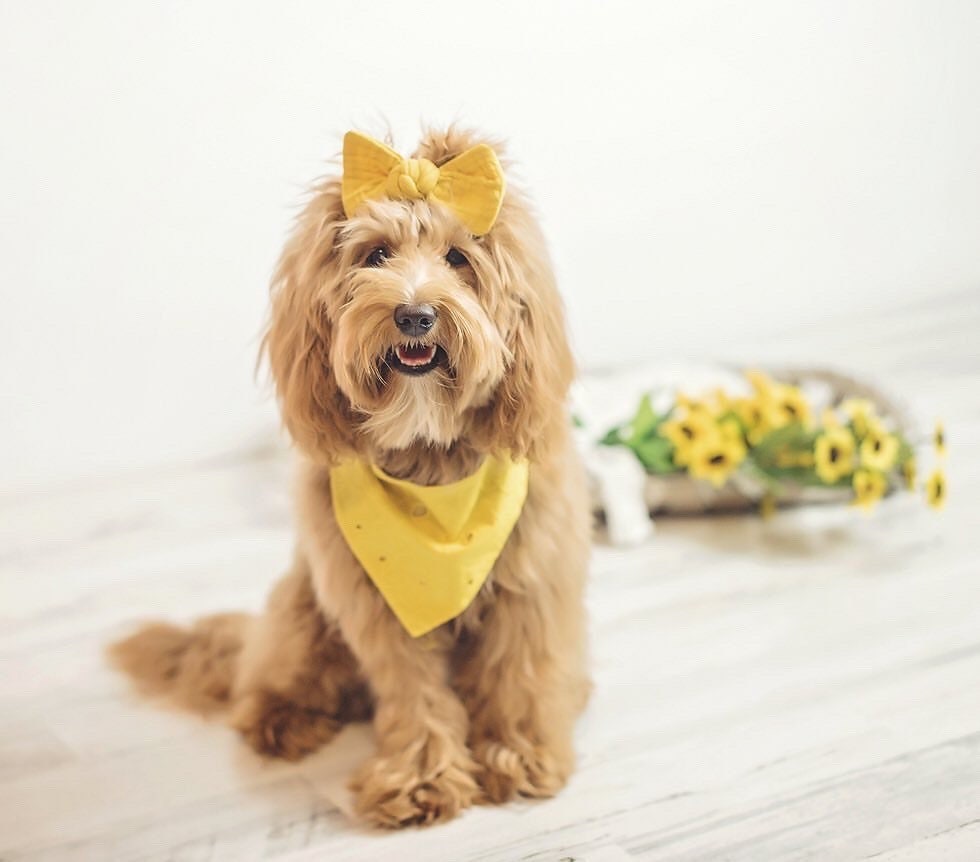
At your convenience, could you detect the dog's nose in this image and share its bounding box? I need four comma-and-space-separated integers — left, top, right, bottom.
393, 303, 437, 337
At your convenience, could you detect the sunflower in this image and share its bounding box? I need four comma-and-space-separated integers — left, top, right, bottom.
902, 457, 917, 491
814, 428, 856, 484
859, 422, 899, 471
841, 398, 876, 439
766, 382, 812, 429
687, 425, 747, 487
934, 422, 946, 457
746, 371, 812, 431
925, 469, 947, 510
660, 408, 715, 467
852, 469, 887, 510
734, 396, 770, 443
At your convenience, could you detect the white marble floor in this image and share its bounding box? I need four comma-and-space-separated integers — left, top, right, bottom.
2, 291, 979, 861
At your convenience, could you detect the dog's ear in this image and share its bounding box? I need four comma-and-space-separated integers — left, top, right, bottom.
262, 178, 357, 462
472, 195, 575, 461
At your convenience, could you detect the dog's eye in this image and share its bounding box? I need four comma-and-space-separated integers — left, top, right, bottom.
445, 247, 468, 268
365, 246, 390, 267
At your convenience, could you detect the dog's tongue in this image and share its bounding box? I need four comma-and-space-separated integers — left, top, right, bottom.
396, 344, 437, 367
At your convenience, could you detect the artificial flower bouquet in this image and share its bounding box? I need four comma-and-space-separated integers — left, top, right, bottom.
600, 370, 946, 514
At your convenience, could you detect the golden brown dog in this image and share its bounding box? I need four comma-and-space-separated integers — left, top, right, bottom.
110, 126, 591, 828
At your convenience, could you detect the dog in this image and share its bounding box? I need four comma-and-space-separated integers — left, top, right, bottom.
110, 126, 591, 828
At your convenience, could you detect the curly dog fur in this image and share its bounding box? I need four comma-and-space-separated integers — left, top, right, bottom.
109, 126, 591, 828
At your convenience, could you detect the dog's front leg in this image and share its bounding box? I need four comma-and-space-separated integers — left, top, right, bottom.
322, 571, 479, 827
457, 582, 590, 804
347, 600, 479, 826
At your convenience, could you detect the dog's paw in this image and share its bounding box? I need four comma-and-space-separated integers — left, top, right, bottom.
473, 739, 571, 803
231, 690, 339, 761
350, 750, 479, 828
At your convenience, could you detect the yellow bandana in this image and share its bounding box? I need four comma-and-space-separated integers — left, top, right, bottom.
330, 456, 528, 637
341, 131, 506, 236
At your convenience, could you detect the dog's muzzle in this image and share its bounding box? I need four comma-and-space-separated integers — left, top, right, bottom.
393, 304, 437, 338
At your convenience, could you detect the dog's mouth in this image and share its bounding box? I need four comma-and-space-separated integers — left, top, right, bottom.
385, 343, 447, 376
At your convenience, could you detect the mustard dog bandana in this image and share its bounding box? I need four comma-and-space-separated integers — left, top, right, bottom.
331, 456, 528, 637
341, 131, 506, 236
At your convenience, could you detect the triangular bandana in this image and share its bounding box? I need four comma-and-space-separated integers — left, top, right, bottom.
330, 456, 529, 637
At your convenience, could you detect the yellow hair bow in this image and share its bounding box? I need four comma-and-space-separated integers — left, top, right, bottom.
341, 131, 505, 236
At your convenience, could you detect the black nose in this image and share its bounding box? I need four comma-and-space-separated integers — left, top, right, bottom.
393, 303, 437, 337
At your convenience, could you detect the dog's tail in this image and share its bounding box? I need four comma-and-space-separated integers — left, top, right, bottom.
108, 613, 251, 714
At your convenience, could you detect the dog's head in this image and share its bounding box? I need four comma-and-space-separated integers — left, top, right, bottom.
264, 127, 573, 463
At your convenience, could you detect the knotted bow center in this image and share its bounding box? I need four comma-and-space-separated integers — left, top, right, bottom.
385, 158, 440, 200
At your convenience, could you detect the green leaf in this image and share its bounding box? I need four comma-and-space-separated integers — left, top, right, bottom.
753, 422, 816, 452
628, 393, 661, 440
630, 434, 676, 474
599, 426, 624, 446
895, 436, 915, 466
600, 392, 667, 452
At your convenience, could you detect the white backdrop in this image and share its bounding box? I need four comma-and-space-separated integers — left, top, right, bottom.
3, 0, 979, 489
